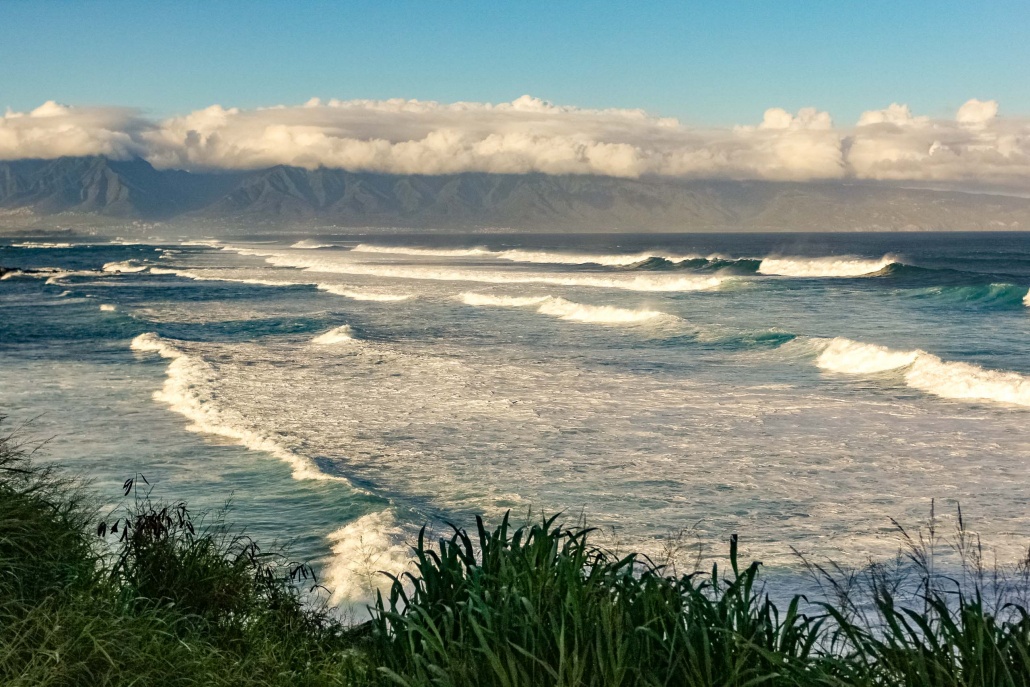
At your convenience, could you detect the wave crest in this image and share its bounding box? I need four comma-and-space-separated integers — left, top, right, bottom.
325, 509, 413, 611
459, 292, 670, 324
816, 337, 1030, 407
312, 325, 357, 345
243, 250, 724, 292
102, 260, 149, 273
759, 255, 895, 277
817, 338, 920, 374
352, 244, 494, 258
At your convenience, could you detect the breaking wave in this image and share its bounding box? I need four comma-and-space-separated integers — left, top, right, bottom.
1, 267, 101, 283
758, 255, 896, 277
153, 267, 413, 301
312, 325, 357, 345
351, 244, 495, 258
149, 267, 302, 287
9, 241, 73, 249
351, 243, 698, 266
102, 260, 149, 273
130, 333, 343, 481
234, 249, 723, 292
816, 337, 1030, 407
495, 249, 673, 266
346, 243, 901, 278
816, 338, 920, 374
324, 509, 414, 611
624, 256, 762, 274
291, 240, 340, 249
459, 292, 671, 324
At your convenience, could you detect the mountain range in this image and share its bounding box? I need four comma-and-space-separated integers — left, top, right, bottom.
2, 155, 1029, 232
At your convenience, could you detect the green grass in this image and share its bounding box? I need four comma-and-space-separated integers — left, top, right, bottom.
2, 418, 1029, 686
0, 420, 373, 686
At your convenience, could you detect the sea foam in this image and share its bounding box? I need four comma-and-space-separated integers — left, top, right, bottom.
316, 284, 412, 301
324, 509, 414, 611
130, 333, 343, 481
816, 337, 1030, 406
459, 292, 670, 324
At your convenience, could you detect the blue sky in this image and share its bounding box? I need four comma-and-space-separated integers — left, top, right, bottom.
2, 0, 1029, 124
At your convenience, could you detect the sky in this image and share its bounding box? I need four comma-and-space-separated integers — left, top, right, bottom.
2, 1, 1030, 188
2, 0, 1028, 125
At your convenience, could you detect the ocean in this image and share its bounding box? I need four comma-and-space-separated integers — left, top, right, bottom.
2, 231, 1029, 608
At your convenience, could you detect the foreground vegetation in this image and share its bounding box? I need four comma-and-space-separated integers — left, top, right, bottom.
2, 422, 1029, 686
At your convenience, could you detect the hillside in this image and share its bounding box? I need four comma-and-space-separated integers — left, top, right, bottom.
2, 156, 1029, 231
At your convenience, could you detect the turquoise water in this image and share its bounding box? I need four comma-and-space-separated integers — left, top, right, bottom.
2, 233, 1029, 607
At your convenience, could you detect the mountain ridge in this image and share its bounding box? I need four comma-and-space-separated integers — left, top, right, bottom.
1, 156, 1029, 232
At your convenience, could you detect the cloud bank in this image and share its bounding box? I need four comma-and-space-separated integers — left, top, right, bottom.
3, 95, 1029, 188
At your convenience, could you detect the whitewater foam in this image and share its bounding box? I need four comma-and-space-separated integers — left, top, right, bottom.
816, 338, 920, 374
236, 248, 724, 292
102, 260, 149, 273
324, 509, 414, 611
495, 249, 674, 266
11, 241, 73, 248
316, 284, 412, 301
350, 243, 698, 266
150, 267, 301, 288
758, 255, 895, 277
816, 337, 1030, 407
130, 333, 343, 481
459, 293, 552, 308
459, 292, 670, 324
99, 304, 116, 312
291, 240, 339, 249
312, 325, 357, 345
351, 244, 495, 258
153, 266, 415, 301
1, 267, 94, 283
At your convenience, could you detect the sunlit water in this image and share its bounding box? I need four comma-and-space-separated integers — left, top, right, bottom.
2, 232, 1029, 608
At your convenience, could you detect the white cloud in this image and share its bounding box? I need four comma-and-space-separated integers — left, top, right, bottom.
848, 98, 1030, 185
140, 97, 844, 182
2, 96, 1029, 188
0, 101, 151, 160
956, 98, 998, 125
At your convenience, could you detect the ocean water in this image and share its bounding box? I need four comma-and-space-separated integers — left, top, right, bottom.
2, 232, 1029, 608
